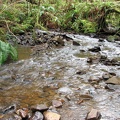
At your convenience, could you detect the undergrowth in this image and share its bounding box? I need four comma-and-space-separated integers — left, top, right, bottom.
0, 40, 18, 65
0, 0, 120, 40
0, 0, 119, 64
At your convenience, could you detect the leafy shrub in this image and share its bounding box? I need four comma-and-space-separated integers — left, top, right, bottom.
0, 40, 18, 65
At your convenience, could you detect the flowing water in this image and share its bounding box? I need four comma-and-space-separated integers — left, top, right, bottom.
0, 33, 120, 120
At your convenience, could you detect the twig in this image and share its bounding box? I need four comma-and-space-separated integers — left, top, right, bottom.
5, 20, 21, 42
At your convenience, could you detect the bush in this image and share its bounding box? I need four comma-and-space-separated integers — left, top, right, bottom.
0, 40, 18, 65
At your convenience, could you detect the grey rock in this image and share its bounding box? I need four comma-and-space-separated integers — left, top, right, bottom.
52, 100, 63, 108
29, 111, 43, 120
58, 87, 73, 94
31, 104, 48, 112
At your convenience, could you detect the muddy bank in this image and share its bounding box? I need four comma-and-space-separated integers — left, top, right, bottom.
0, 30, 120, 120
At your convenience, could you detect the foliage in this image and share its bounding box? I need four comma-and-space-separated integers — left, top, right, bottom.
0, 0, 120, 41
0, 40, 18, 65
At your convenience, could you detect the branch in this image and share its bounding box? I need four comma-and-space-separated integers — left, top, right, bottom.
5, 20, 21, 42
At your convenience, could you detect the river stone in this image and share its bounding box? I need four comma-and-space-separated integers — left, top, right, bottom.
16, 108, 28, 118
88, 46, 101, 52
79, 94, 93, 100
43, 111, 61, 120
29, 111, 43, 120
31, 104, 49, 112
52, 100, 63, 108
73, 41, 80, 46
58, 87, 73, 94
79, 84, 96, 95
86, 108, 101, 120
2, 104, 16, 114
102, 73, 110, 80
105, 76, 120, 85
14, 114, 22, 120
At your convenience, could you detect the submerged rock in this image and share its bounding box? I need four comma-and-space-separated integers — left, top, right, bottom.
58, 87, 73, 94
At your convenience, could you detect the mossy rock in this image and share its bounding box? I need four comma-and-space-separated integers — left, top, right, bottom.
107, 35, 120, 42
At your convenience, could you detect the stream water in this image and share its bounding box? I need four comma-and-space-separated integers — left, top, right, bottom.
0, 32, 120, 120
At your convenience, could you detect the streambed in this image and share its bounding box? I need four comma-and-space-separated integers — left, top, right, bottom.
0, 31, 120, 120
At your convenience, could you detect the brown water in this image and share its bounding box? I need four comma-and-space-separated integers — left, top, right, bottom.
17, 45, 32, 60
0, 33, 120, 120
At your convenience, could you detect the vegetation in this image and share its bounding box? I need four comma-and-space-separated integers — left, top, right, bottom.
0, 0, 120, 64
0, 0, 120, 37
0, 40, 17, 65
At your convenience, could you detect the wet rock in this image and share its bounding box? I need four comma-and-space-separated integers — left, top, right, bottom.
48, 106, 57, 113
88, 76, 101, 83
87, 57, 100, 64
31, 43, 48, 54
99, 55, 107, 62
48, 35, 65, 47
98, 38, 104, 42
76, 70, 86, 75
102, 73, 110, 80
79, 94, 93, 100
58, 87, 73, 94
52, 100, 63, 108
88, 46, 101, 52
77, 99, 84, 104
107, 35, 120, 42
78, 84, 96, 95
2, 104, 16, 114
86, 108, 101, 120
65, 95, 71, 101
116, 119, 120, 120
104, 85, 115, 92
14, 114, 22, 120
43, 111, 61, 120
73, 41, 80, 46
102, 58, 120, 66
29, 111, 43, 120
105, 76, 120, 85
109, 72, 116, 76
31, 104, 49, 112
16, 108, 29, 119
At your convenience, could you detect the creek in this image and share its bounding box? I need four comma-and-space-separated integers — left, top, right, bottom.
0, 31, 120, 120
